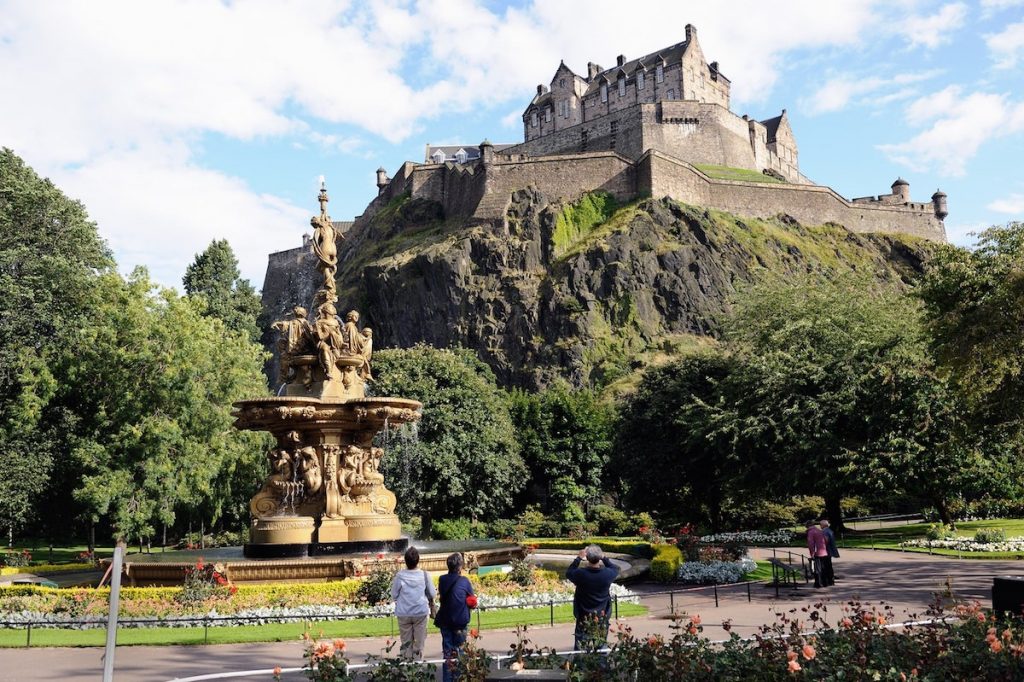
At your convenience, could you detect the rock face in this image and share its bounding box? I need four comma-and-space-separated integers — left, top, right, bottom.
263, 189, 930, 389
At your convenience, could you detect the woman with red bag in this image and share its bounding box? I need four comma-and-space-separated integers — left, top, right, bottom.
434, 552, 477, 682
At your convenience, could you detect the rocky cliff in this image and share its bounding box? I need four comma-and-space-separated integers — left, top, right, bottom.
265, 189, 931, 389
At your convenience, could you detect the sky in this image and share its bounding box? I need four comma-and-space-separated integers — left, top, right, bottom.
2, 0, 1023, 289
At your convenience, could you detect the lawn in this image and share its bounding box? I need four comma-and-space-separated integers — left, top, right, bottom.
829, 519, 1024, 559
6, 540, 116, 565
693, 164, 786, 184
0, 602, 648, 648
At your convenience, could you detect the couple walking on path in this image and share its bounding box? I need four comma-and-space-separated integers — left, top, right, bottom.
807, 519, 840, 587
390, 547, 477, 681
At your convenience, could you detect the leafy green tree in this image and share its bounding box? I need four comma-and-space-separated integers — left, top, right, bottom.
371, 345, 526, 537
615, 348, 747, 531
918, 222, 1024, 431
183, 239, 262, 341
509, 383, 613, 523
721, 274, 946, 528
0, 148, 114, 541
53, 269, 271, 543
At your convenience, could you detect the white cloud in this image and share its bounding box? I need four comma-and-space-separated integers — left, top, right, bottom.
52, 142, 310, 287
895, 3, 969, 49
986, 21, 1024, 68
981, 0, 1024, 10
803, 70, 942, 115
879, 88, 1024, 176
988, 193, 1024, 213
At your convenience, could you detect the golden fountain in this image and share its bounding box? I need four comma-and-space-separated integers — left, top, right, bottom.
234, 181, 420, 558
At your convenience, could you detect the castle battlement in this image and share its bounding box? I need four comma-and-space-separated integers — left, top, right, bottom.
358, 27, 947, 247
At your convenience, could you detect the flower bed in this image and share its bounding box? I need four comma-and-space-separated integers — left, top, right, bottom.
676, 558, 757, 585
0, 569, 639, 630
900, 536, 1024, 553
698, 530, 795, 545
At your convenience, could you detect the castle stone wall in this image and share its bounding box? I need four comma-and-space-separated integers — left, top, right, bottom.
641, 151, 945, 241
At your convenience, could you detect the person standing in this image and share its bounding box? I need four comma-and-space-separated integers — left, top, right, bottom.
434, 553, 476, 682
806, 520, 829, 588
819, 518, 839, 586
390, 547, 436, 659
566, 544, 620, 651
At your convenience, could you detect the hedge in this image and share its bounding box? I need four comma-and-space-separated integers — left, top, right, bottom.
0, 579, 364, 603
524, 538, 655, 559
649, 544, 683, 582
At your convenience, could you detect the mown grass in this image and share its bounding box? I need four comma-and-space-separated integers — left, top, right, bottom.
0, 603, 648, 648
694, 164, 786, 184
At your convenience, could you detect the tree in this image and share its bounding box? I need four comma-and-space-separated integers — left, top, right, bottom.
0, 147, 114, 540
917, 222, 1024, 431
183, 239, 262, 341
720, 273, 951, 529
54, 269, 271, 543
614, 348, 746, 531
509, 382, 613, 523
371, 345, 526, 537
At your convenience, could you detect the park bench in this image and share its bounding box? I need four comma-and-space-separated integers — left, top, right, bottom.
766, 557, 804, 592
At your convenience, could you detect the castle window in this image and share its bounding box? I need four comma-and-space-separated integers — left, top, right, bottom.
600, 83, 608, 102
531, 111, 538, 127
559, 100, 567, 117
581, 130, 588, 151
559, 78, 565, 87
618, 76, 626, 97
431, 150, 445, 163
637, 71, 645, 90
610, 120, 618, 150
667, 88, 675, 100
455, 149, 468, 164
656, 64, 664, 82
545, 107, 551, 123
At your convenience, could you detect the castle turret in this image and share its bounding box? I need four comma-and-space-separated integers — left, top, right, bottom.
376, 167, 389, 194
479, 139, 494, 166
932, 189, 948, 220
891, 177, 910, 203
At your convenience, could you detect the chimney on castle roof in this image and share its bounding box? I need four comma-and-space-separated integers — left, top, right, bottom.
587, 62, 601, 80
537, 84, 543, 95
617, 54, 626, 67
685, 24, 697, 42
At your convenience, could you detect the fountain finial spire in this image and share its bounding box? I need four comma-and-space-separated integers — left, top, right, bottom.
318, 175, 329, 220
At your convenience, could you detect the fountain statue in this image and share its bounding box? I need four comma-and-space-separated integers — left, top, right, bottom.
234, 182, 421, 558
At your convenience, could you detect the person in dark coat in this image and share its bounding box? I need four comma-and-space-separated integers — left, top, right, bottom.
819, 518, 840, 586
566, 544, 620, 651
434, 552, 476, 682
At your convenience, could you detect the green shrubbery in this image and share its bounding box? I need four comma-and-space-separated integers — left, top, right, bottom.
649, 544, 683, 583
974, 528, 1007, 544
927, 523, 958, 541
430, 518, 473, 540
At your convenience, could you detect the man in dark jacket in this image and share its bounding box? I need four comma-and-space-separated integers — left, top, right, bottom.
566, 544, 620, 651
819, 518, 840, 586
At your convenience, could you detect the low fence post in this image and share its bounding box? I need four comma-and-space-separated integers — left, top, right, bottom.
549, 600, 554, 627
669, 591, 674, 616
747, 583, 751, 603
714, 585, 719, 608
614, 595, 619, 620
204, 618, 209, 644
476, 607, 481, 632
26, 623, 31, 648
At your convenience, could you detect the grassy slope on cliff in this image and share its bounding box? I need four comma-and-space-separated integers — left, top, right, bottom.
334, 190, 934, 389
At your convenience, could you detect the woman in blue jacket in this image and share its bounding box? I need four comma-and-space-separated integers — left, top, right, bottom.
434, 552, 476, 682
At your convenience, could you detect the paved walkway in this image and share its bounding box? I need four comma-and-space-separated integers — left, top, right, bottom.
0, 548, 1021, 681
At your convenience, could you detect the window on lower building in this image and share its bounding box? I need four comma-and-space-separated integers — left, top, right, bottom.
667, 89, 675, 100
618, 76, 626, 97
600, 83, 608, 102
581, 130, 588, 151
531, 112, 538, 127
656, 64, 664, 82
637, 71, 645, 90
455, 149, 467, 164
545, 108, 551, 122
559, 78, 565, 87
610, 120, 618, 150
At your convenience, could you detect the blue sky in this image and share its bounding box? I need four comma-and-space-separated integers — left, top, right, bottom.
2, 0, 1023, 288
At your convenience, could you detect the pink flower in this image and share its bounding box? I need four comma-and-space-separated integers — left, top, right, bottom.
788, 660, 801, 672
991, 640, 1004, 653
802, 644, 816, 660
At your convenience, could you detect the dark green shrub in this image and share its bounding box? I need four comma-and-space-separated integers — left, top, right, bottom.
431, 517, 472, 540
487, 519, 517, 539
356, 565, 395, 606
590, 505, 631, 536
974, 528, 1007, 543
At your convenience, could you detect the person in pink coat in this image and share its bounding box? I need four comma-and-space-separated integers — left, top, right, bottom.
805, 520, 829, 588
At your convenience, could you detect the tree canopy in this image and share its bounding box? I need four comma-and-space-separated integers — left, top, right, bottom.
371, 345, 526, 535
183, 239, 262, 342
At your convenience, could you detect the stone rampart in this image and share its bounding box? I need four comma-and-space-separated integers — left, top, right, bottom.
641, 151, 945, 240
